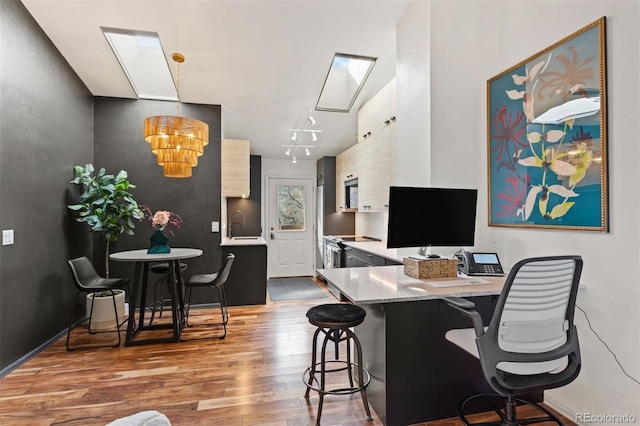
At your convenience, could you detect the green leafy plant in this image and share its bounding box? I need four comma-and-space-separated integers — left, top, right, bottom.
68, 164, 144, 277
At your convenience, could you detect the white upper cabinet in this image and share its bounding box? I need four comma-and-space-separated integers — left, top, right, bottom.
357, 78, 396, 143
221, 139, 250, 198
335, 144, 359, 211
355, 78, 397, 211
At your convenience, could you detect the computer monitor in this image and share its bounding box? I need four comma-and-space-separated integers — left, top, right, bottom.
386, 186, 478, 254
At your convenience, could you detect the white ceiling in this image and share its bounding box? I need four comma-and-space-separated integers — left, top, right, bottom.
20, 0, 411, 161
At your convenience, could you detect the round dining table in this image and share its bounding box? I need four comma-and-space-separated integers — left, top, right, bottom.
110, 248, 203, 346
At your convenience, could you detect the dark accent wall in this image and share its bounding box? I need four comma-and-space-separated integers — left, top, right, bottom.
93, 97, 222, 305
227, 155, 262, 237
0, 0, 94, 371
0, 1, 224, 373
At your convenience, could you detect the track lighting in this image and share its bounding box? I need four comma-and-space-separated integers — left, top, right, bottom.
292, 155, 297, 164
283, 108, 322, 159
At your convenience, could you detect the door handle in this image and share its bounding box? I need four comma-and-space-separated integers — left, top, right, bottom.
270, 227, 275, 240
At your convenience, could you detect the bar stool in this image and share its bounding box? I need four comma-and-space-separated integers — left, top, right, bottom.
148, 262, 188, 325
303, 303, 373, 425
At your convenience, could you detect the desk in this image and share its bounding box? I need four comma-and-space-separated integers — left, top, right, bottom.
317, 266, 531, 425
110, 248, 203, 346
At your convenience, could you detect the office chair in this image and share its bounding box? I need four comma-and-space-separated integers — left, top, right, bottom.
443, 255, 583, 426
184, 253, 235, 339
66, 256, 131, 351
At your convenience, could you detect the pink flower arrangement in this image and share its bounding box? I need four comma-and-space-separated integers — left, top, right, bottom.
141, 206, 183, 235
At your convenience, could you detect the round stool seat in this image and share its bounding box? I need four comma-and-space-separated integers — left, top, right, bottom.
150, 262, 188, 274
306, 303, 366, 328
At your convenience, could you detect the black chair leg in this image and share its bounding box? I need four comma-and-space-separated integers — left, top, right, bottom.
183, 284, 228, 339
66, 289, 122, 351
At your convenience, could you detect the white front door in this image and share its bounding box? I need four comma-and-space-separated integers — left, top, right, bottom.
267, 177, 315, 278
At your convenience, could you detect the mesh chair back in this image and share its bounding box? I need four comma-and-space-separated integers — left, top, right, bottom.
477, 255, 582, 390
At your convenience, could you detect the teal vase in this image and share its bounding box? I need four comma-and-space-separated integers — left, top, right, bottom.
148, 229, 171, 254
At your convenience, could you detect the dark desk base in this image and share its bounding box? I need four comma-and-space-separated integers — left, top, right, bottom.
357, 297, 542, 425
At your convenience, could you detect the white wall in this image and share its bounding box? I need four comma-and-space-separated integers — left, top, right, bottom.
395, 0, 640, 422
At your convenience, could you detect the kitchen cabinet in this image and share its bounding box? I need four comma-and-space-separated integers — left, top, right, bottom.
357, 78, 396, 143
317, 157, 355, 235
343, 246, 386, 267
358, 122, 396, 210
355, 78, 397, 211
221, 240, 267, 305
335, 144, 359, 211
221, 139, 250, 198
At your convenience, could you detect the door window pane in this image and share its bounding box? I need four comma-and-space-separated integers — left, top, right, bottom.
277, 185, 305, 231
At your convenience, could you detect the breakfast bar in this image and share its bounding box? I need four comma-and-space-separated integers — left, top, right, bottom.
317, 265, 515, 425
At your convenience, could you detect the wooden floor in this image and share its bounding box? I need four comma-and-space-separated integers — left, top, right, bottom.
0, 280, 574, 426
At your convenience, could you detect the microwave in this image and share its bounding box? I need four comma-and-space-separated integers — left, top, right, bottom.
345, 178, 358, 210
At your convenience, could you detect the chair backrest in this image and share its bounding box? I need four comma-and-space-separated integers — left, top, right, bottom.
213, 253, 235, 287
68, 256, 101, 290
477, 255, 583, 394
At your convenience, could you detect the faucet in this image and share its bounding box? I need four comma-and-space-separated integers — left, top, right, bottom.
229, 210, 246, 237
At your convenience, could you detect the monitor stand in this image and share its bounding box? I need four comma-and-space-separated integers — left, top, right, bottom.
417, 246, 441, 259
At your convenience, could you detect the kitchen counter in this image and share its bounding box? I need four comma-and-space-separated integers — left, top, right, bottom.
221, 236, 267, 246
317, 265, 515, 425
317, 265, 504, 304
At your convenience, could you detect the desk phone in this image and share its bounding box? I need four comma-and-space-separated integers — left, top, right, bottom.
461, 251, 505, 276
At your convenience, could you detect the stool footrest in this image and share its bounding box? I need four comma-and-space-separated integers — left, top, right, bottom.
303, 361, 371, 395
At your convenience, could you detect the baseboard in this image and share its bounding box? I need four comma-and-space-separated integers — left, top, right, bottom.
0, 328, 68, 379
545, 395, 579, 425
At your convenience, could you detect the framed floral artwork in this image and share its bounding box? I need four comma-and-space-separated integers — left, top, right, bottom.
487, 17, 608, 232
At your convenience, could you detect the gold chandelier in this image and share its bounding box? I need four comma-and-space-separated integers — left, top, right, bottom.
144, 53, 209, 178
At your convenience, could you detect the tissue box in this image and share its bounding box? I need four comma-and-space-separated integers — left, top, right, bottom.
403, 257, 458, 279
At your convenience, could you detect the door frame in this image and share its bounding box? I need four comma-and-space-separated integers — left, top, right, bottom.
265, 175, 317, 278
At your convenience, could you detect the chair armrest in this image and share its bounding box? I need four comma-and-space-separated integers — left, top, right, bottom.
443, 296, 476, 310
442, 297, 485, 337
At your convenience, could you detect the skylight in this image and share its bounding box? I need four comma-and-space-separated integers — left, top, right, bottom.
316, 53, 377, 113
101, 27, 177, 101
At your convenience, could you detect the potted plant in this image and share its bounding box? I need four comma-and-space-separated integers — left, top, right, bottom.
86, 290, 127, 331
68, 164, 144, 277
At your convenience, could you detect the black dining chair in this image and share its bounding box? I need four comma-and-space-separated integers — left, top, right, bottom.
184, 253, 235, 339
66, 256, 130, 351
148, 262, 188, 325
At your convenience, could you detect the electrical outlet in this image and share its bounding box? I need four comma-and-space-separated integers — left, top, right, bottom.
2, 229, 14, 245
211, 221, 219, 233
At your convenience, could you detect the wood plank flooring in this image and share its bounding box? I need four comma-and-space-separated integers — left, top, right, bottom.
0, 280, 575, 425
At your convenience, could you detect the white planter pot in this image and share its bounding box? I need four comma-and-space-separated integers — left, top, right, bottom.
86, 290, 126, 331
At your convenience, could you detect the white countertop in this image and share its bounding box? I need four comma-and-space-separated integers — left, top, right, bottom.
318, 265, 505, 304
221, 236, 267, 246
110, 248, 203, 262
